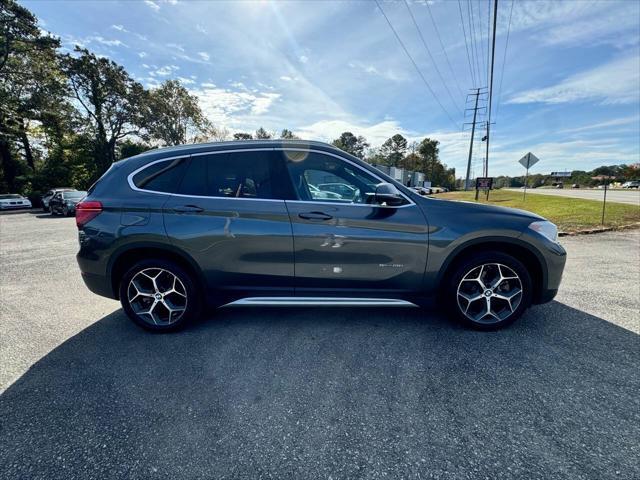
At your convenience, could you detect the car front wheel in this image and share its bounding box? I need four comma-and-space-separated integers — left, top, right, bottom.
119, 259, 201, 332
445, 251, 533, 330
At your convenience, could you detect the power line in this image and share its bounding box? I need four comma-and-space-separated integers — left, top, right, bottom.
374, 0, 460, 130
486, 0, 492, 88
403, 0, 463, 117
467, 0, 483, 88
424, 1, 466, 102
495, 0, 515, 121
472, 0, 486, 86
457, 0, 477, 87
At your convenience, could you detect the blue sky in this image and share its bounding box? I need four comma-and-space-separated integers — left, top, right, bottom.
25, 0, 640, 177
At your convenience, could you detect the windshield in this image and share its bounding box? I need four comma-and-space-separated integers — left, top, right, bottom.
0, 194, 22, 199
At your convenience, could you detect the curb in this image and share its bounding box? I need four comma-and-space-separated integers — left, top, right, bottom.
559, 222, 640, 237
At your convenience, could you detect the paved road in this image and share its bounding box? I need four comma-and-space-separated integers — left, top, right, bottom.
1, 212, 639, 479
507, 187, 640, 205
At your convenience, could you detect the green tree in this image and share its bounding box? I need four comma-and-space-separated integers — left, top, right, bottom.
417, 138, 440, 179
233, 132, 253, 140
254, 127, 272, 139
280, 128, 298, 139
146, 79, 206, 146
62, 47, 147, 178
380, 134, 407, 167
0, 0, 64, 191
331, 131, 369, 159
118, 139, 152, 160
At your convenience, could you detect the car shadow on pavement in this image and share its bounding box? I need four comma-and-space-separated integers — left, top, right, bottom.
1, 302, 638, 479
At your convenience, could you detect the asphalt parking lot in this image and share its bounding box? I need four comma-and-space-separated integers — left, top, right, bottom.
1, 211, 639, 479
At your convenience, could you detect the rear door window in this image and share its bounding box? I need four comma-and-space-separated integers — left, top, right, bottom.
176, 150, 293, 200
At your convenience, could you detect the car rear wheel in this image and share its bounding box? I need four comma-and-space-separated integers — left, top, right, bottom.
119, 259, 201, 332
445, 251, 532, 330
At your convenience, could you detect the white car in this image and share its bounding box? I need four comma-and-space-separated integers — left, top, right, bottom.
308, 184, 343, 200
622, 181, 640, 189
0, 194, 32, 211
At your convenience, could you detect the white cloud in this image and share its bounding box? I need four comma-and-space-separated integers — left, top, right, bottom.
89, 36, 127, 48
177, 76, 196, 85
508, 55, 640, 105
348, 61, 405, 82
197, 51, 210, 61
191, 85, 281, 124
507, 1, 639, 48
144, 0, 160, 12
299, 55, 308, 64
154, 65, 180, 76
279, 75, 294, 82
111, 24, 127, 32
196, 24, 207, 34
138, 51, 147, 58
166, 43, 185, 52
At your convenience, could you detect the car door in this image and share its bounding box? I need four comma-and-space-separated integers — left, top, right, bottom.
279, 149, 429, 297
163, 149, 295, 300
50, 192, 62, 212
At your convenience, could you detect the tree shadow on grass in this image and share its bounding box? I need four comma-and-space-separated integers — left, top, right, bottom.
1, 302, 638, 479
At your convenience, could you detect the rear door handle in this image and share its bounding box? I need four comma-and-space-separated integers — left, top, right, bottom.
298, 211, 333, 221
173, 205, 204, 214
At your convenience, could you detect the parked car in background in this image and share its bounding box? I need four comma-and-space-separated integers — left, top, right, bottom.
75, 140, 566, 333
42, 188, 75, 211
571, 184, 580, 189
317, 182, 358, 200
622, 181, 640, 189
50, 190, 87, 216
308, 184, 342, 200
0, 194, 32, 211
411, 186, 432, 196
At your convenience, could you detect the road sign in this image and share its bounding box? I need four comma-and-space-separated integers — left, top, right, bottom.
550, 171, 572, 178
519, 152, 540, 201
475, 177, 493, 190
519, 152, 540, 169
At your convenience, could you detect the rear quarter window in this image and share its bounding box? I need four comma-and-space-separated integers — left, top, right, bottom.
132, 158, 189, 193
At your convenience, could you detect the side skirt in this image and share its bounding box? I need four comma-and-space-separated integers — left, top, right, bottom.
222, 297, 419, 307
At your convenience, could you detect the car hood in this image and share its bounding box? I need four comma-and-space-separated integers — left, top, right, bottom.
422, 196, 546, 222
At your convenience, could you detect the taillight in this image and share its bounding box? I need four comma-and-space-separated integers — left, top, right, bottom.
76, 200, 102, 228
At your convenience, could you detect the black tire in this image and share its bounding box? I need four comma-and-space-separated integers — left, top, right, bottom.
50, 205, 57, 215
118, 259, 201, 332
62, 206, 69, 216
444, 251, 533, 330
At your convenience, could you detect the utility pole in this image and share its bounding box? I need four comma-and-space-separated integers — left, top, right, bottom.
485, 0, 499, 179
464, 88, 486, 190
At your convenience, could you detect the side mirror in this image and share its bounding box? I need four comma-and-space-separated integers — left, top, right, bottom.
374, 183, 404, 206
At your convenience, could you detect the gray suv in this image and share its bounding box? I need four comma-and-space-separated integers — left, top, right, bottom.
76, 140, 566, 331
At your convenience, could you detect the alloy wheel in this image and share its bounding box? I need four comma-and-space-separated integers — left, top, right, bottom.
456, 263, 523, 324
127, 268, 188, 326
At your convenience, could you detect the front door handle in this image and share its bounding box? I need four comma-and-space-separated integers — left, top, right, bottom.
298, 211, 333, 221
173, 205, 204, 214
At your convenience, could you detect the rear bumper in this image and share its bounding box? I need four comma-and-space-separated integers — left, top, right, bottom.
80, 270, 117, 299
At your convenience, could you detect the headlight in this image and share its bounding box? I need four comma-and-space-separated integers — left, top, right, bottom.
528, 220, 558, 243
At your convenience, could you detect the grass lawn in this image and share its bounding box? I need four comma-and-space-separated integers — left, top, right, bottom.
439, 189, 640, 233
